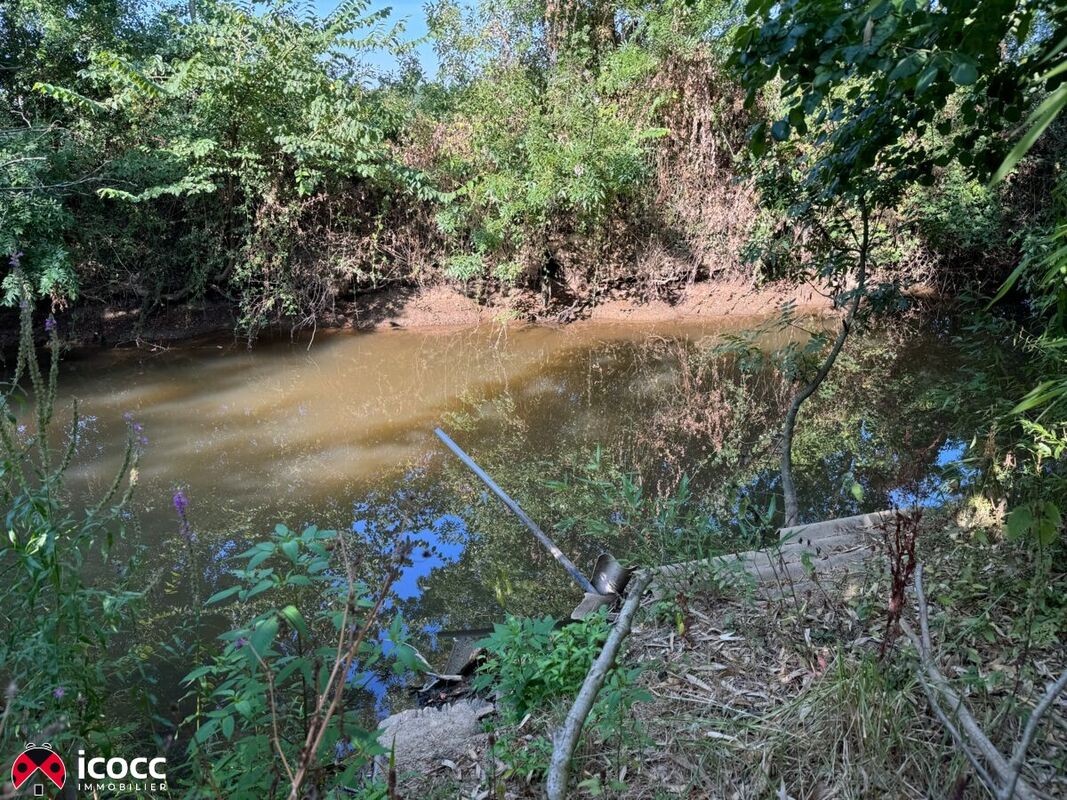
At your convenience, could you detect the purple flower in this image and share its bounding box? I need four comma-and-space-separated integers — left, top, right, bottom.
173, 490, 197, 543
234, 637, 248, 650
123, 411, 134, 422
9, 252, 22, 269
53, 686, 65, 699
44, 316, 56, 334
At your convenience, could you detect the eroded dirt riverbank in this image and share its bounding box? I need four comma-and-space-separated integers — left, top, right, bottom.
40, 276, 835, 349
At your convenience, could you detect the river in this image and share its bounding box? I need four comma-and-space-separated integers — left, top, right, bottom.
49, 316, 962, 715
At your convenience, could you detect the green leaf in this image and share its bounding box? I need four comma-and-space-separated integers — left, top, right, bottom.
1005, 505, 1033, 541
280, 539, 300, 563
247, 547, 275, 570
206, 585, 241, 605
250, 617, 279, 657
950, 60, 978, 86
986, 259, 1029, 307
1036, 502, 1062, 547
915, 64, 939, 95
194, 718, 219, 744
222, 715, 235, 740
992, 84, 1067, 184
31, 82, 107, 113
280, 605, 310, 639
245, 576, 276, 599
888, 54, 921, 81
749, 122, 767, 157
182, 665, 214, 684
1011, 381, 1063, 414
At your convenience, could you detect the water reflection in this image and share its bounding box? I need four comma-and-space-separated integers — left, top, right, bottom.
44, 318, 964, 714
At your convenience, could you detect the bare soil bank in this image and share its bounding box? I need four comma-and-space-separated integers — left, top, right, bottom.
38, 277, 836, 350
334, 278, 833, 331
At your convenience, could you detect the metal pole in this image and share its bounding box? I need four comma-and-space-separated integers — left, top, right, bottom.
434, 428, 597, 595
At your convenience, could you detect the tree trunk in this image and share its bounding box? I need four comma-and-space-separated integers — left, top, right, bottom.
781, 202, 870, 526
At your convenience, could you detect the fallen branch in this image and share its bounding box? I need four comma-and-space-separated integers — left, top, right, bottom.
1002, 668, 1067, 800
901, 565, 1066, 800
546, 571, 653, 800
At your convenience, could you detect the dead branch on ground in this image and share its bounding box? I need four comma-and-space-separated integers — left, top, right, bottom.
900, 564, 1067, 800
547, 571, 653, 800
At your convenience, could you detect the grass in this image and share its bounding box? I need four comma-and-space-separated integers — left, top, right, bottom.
382, 508, 1066, 799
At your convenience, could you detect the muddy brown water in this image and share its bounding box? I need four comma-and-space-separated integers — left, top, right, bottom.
44, 317, 960, 715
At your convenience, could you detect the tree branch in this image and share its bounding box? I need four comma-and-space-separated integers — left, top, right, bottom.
1001, 668, 1067, 800
900, 565, 1054, 800
780, 197, 870, 525
547, 571, 652, 800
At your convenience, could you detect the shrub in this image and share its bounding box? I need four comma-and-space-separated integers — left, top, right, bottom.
0, 270, 142, 754
473, 611, 646, 727
179, 523, 419, 798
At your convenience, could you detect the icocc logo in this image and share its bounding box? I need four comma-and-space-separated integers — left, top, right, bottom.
8, 743, 167, 796
77, 749, 168, 784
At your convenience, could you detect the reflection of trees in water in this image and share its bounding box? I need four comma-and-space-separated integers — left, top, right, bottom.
621, 336, 793, 498
402, 326, 966, 644
606, 327, 960, 524
135, 325, 967, 717
789, 333, 959, 520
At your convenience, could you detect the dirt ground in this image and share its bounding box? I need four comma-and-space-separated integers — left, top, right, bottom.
29, 276, 838, 351
388, 509, 1067, 800
338, 278, 834, 331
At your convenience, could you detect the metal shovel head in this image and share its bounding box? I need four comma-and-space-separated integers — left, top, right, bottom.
591, 552, 633, 596
570, 591, 616, 621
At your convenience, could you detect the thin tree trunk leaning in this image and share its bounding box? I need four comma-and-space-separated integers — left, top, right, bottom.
900, 565, 1067, 800
547, 571, 653, 800
781, 201, 870, 526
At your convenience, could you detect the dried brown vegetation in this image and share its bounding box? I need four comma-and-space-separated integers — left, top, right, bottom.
402, 511, 1066, 800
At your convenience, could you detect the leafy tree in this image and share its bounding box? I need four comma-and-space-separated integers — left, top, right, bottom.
0, 0, 156, 302
423, 0, 672, 291
734, 0, 1063, 190
732, 0, 1066, 525
82, 0, 438, 328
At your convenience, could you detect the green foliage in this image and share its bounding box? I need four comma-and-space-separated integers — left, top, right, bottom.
939, 175, 1067, 551
0, 273, 412, 797
83, 1, 438, 328
424, 37, 665, 282
489, 729, 555, 783
733, 0, 1064, 193
900, 163, 1006, 264
179, 522, 412, 798
0, 0, 155, 301
473, 611, 647, 729
473, 615, 598, 720
0, 275, 142, 753
1006, 501, 1062, 545
545, 447, 743, 565
0, 0, 1060, 330
0, 114, 78, 302
993, 25, 1067, 182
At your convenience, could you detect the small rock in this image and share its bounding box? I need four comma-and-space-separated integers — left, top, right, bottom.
375, 698, 494, 780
